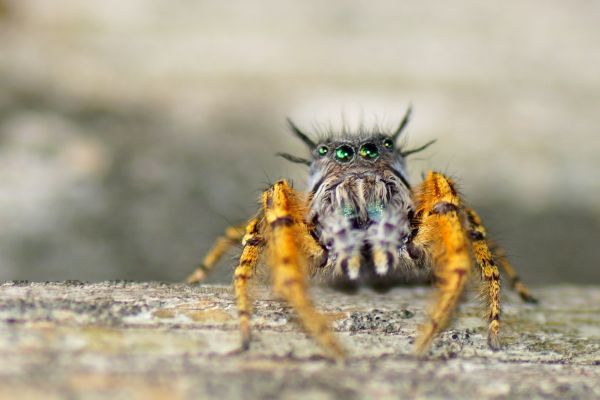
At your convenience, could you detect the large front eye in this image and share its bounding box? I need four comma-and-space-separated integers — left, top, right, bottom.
359, 143, 379, 159
334, 145, 355, 162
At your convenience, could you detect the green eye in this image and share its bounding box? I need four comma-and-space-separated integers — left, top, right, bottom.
359, 143, 379, 159
383, 139, 394, 149
334, 145, 354, 162
317, 145, 329, 156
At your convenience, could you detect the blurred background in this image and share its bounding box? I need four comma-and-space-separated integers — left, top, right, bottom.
0, 1, 598, 284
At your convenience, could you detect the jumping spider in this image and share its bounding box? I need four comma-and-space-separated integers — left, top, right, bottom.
187, 107, 537, 358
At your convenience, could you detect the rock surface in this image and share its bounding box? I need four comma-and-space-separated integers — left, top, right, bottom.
0, 281, 598, 399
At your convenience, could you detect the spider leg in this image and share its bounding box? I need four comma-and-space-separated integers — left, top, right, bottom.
464, 208, 502, 350
263, 180, 344, 359
186, 223, 246, 283
233, 217, 264, 349
412, 172, 472, 354
490, 243, 538, 303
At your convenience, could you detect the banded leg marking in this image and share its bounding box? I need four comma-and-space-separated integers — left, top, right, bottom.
233, 217, 263, 350
187, 223, 245, 283
466, 208, 501, 350
413, 172, 472, 354
492, 245, 538, 304
264, 180, 344, 359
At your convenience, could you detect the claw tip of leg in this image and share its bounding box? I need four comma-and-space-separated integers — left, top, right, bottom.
186, 269, 207, 284
487, 336, 501, 351
327, 347, 346, 361
241, 339, 250, 352
524, 295, 539, 304
413, 338, 431, 357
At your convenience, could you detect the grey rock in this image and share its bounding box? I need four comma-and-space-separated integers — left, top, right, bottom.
0, 281, 598, 399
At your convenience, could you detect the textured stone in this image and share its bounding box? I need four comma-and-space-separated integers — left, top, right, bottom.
0, 281, 598, 399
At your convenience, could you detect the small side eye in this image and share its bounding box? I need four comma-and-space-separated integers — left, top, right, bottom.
383, 138, 394, 149
317, 145, 329, 156
334, 145, 355, 162
359, 143, 379, 160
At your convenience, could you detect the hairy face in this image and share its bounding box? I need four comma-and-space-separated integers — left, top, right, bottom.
278, 108, 434, 192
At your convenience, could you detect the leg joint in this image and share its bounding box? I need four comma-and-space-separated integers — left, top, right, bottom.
270, 216, 294, 228
469, 230, 485, 240
431, 201, 459, 215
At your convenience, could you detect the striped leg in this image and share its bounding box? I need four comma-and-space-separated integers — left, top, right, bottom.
465, 208, 501, 349
233, 217, 263, 349
413, 172, 472, 354
187, 223, 246, 283
491, 245, 538, 303
263, 180, 344, 359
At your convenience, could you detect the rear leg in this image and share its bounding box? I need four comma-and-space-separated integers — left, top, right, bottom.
491, 243, 538, 303
187, 223, 245, 283
465, 208, 537, 304
232, 217, 263, 349
464, 208, 502, 349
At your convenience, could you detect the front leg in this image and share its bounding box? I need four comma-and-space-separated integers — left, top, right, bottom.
412, 171, 473, 354
263, 180, 345, 359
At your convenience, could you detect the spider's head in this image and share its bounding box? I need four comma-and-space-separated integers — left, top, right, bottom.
278, 106, 435, 176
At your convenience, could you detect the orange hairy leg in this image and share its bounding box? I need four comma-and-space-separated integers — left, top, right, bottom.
412, 172, 472, 354
186, 223, 246, 283
232, 217, 264, 349
491, 244, 538, 303
465, 208, 502, 349
263, 180, 344, 359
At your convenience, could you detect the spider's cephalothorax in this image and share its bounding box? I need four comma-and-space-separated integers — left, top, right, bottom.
303, 130, 420, 285
187, 107, 537, 358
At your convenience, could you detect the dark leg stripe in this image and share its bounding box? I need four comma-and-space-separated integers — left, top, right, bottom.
270, 216, 294, 228
235, 274, 250, 281
483, 257, 496, 266
453, 268, 467, 277
431, 201, 459, 215
467, 212, 478, 225
249, 223, 260, 235
245, 237, 263, 246
197, 263, 209, 272
469, 230, 485, 240
282, 278, 299, 287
